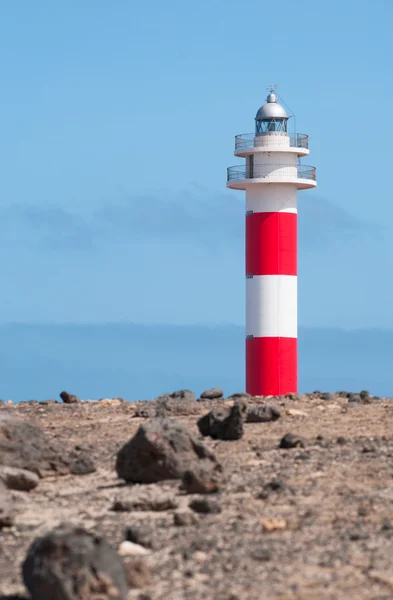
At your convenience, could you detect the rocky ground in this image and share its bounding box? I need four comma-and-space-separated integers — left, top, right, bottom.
1, 389, 393, 599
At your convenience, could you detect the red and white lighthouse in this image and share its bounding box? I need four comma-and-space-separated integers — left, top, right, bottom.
227, 90, 316, 396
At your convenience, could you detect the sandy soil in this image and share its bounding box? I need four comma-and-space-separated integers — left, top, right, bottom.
1, 393, 393, 600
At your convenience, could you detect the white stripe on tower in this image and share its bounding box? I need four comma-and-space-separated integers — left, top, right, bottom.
246, 275, 297, 338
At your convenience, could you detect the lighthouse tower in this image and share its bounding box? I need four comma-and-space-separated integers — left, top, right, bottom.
227, 90, 316, 396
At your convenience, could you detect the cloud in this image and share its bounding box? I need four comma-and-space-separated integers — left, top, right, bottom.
95, 189, 244, 247
298, 195, 386, 248
0, 189, 386, 253
0, 203, 94, 251
94, 189, 387, 253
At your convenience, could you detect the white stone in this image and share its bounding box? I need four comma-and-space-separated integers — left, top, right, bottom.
118, 541, 150, 556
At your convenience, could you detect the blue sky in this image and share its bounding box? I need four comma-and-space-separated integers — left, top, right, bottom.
0, 0, 392, 328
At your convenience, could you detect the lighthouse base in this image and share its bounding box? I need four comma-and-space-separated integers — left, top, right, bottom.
246, 336, 297, 396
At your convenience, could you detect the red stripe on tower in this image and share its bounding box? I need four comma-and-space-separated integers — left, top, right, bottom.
246, 211, 297, 276
246, 337, 297, 396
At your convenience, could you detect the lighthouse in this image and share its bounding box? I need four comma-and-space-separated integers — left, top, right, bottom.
227, 90, 316, 396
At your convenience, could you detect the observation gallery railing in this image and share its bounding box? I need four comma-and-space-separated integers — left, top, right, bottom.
234, 132, 309, 151
227, 164, 316, 182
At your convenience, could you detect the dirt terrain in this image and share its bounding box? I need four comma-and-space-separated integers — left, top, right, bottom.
1, 391, 393, 600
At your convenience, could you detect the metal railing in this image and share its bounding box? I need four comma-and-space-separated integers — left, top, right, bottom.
234, 132, 309, 150
297, 164, 317, 181
227, 164, 316, 182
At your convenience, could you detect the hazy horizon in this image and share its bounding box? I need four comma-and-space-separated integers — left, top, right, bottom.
1, 322, 391, 403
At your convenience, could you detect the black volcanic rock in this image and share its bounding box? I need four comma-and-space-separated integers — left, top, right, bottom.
279, 433, 305, 449
197, 402, 246, 441
154, 389, 197, 417
200, 387, 224, 400
181, 462, 221, 494
116, 417, 218, 483
0, 414, 69, 477
226, 392, 252, 402
69, 452, 96, 476
60, 390, 80, 404
0, 466, 39, 491
246, 403, 281, 423
22, 524, 128, 600
189, 497, 222, 514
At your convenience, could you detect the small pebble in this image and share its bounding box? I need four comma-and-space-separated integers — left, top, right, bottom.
279, 433, 305, 449
174, 511, 198, 526
189, 497, 222, 514
118, 541, 150, 556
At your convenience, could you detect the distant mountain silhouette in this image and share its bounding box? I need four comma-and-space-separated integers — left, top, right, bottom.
0, 323, 391, 402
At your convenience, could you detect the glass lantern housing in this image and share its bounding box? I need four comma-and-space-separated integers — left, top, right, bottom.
256, 118, 288, 134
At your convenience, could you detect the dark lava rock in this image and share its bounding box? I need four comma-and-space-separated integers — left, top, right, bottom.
257, 478, 292, 500
226, 392, 252, 401
154, 390, 197, 417
116, 417, 217, 483
59, 390, 80, 404
22, 524, 128, 600
174, 511, 199, 526
181, 463, 221, 494
156, 389, 195, 405
69, 453, 96, 476
167, 389, 195, 402
189, 497, 222, 514
0, 466, 39, 491
133, 402, 157, 419
347, 527, 370, 542
111, 500, 133, 512
358, 503, 370, 517
339, 390, 375, 404
285, 393, 301, 401
125, 524, 156, 549
295, 452, 310, 461
197, 402, 246, 441
362, 442, 377, 453
351, 390, 377, 404
347, 393, 361, 403
0, 480, 14, 528
266, 478, 289, 493
279, 433, 305, 449
336, 436, 347, 445
200, 387, 224, 400
245, 403, 281, 423
0, 415, 69, 477
112, 495, 178, 512
307, 391, 333, 400
320, 392, 334, 401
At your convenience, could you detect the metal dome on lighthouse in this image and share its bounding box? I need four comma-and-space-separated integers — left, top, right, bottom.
227, 89, 316, 396
255, 92, 288, 133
